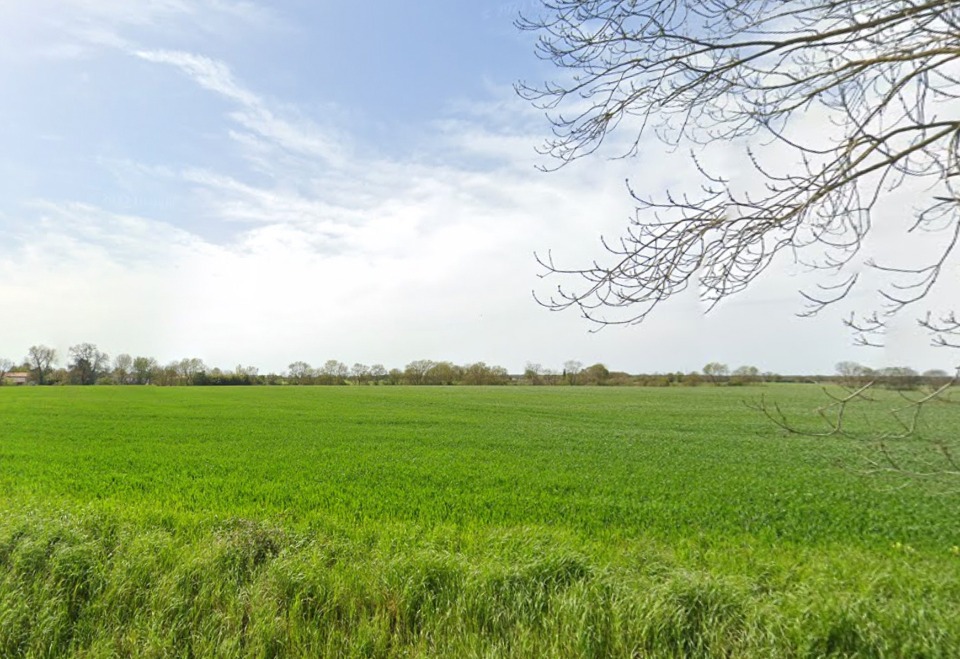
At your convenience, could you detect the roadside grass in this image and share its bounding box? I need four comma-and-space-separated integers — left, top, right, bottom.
0, 385, 958, 656
1, 512, 957, 657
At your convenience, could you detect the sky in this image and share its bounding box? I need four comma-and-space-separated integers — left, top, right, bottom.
0, 0, 957, 376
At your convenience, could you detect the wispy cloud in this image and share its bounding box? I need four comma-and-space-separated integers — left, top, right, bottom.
135, 49, 346, 166
21, 200, 206, 266
203, 0, 281, 29
58, 0, 282, 32
134, 50, 259, 106
182, 169, 357, 236
0, 0, 283, 61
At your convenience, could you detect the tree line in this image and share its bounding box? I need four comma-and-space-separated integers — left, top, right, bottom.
0, 344, 951, 389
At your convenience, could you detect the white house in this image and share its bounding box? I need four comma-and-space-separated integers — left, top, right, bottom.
2, 372, 30, 385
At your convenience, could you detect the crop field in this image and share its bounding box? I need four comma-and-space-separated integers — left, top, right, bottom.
1, 385, 958, 657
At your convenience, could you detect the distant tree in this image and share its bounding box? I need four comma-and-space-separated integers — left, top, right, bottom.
523, 362, 545, 385
369, 364, 387, 384
351, 363, 371, 385
488, 365, 510, 385
462, 362, 510, 385
287, 361, 313, 383
157, 362, 179, 386
878, 366, 921, 391
387, 368, 404, 385
404, 360, 436, 385
176, 358, 207, 385
234, 365, 259, 384
0, 358, 13, 384
427, 361, 459, 385
731, 365, 760, 385
703, 362, 729, 385
563, 360, 584, 385
643, 374, 672, 387
922, 369, 952, 386
582, 363, 610, 385
26, 345, 57, 385
541, 368, 562, 385
835, 361, 873, 387
47, 367, 70, 386
606, 371, 635, 386
319, 360, 349, 385
197, 367, 221, 385
460, 362, 486, 386
132, 356, 158, 385
113, 353, 134, 384
190, 365, 258, 386
67, 343, 109, 385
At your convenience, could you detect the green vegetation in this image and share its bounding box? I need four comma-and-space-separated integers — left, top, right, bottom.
1, 385, 958, 657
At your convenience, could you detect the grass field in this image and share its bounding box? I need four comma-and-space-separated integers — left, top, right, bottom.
1, 385, 958, 657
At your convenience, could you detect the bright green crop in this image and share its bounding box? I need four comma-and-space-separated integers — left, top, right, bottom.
1, 385, 958, 657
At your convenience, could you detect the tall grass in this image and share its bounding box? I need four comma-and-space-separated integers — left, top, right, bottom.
1, 512, 958, 657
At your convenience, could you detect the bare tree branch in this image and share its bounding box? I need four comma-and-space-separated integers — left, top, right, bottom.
748, 369, 960, 478
520, 0, 960, 340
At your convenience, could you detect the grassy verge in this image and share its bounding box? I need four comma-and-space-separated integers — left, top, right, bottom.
2, 510, 958, 658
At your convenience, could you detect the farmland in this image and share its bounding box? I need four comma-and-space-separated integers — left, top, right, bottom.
1, 385, 958, 657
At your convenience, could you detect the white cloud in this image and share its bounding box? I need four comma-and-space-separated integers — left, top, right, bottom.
135, 49, 346, 167
182, 169, 352, 230
57, 0, 281, 31
0, 0, 282, 61
134, 50, 259, 106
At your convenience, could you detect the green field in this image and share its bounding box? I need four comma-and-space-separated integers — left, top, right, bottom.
1, 385, 958, 657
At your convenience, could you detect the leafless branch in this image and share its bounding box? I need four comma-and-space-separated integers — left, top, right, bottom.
749, 369, 960, 477
920, 311, 960, 347
520, 0, 960, 334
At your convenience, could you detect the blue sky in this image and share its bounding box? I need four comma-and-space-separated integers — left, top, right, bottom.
0, 0, 955, 375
